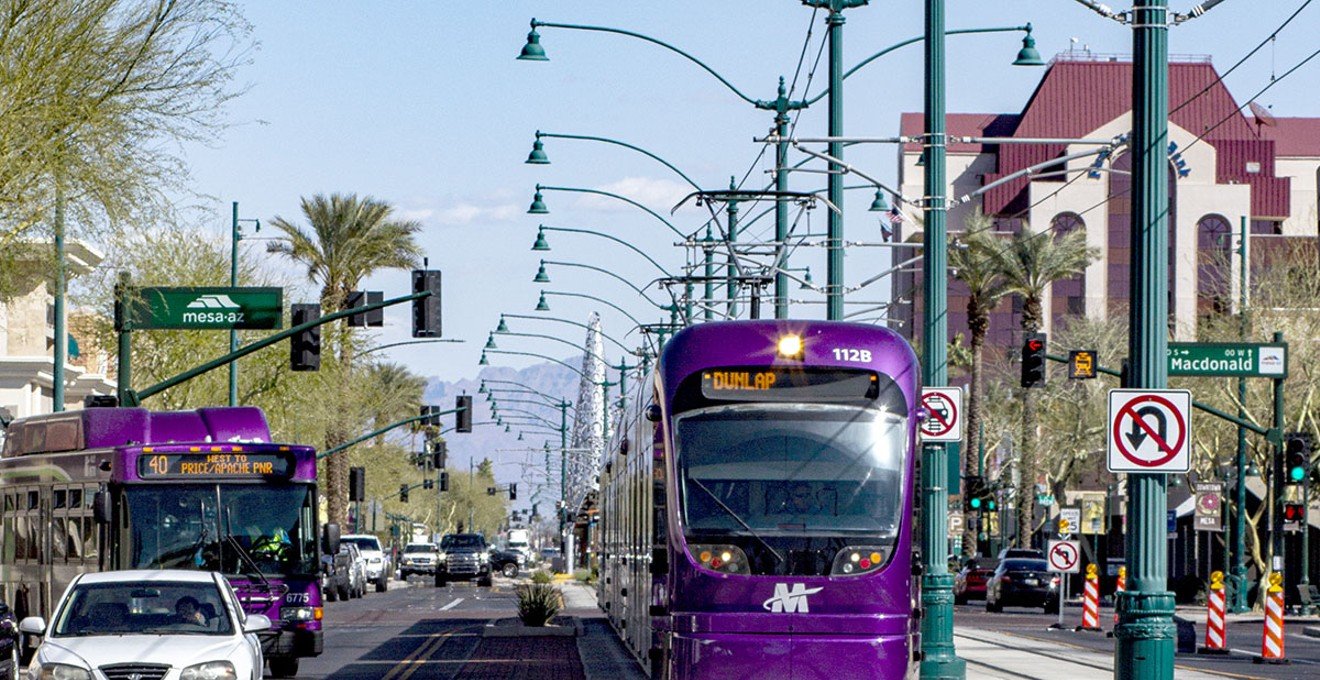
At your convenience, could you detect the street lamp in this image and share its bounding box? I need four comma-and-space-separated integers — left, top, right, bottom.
536, 259, 675, 313
526, 131, 701, 191
500, 313, 638, 355
528, 184, 687, 238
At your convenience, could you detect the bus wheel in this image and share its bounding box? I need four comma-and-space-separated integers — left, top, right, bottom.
268, 658, 299, 678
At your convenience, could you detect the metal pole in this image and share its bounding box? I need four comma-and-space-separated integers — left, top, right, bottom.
726, 179, 739, 318
1230, 215, 1249, 612
703, 227, 715, 321
1271, 331, 1285, 570
52, 186, 67, 412
825, 7, 845, 320
919, 0, 962, 677
229, 202, 239, 407
1115, 2, 1175, 676
114, 272, 133, 406
560, 400, 570, 572
775, 105, 790, 319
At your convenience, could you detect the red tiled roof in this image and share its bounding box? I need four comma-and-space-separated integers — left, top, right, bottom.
1258, 118, 1320, 157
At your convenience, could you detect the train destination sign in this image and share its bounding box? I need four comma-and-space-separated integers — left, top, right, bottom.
1167, 342, 1287, 378
125, 287, 283, 330
701, 368, 878, 402
139, 452, 295, 479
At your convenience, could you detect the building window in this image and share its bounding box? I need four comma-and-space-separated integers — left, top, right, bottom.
1051, 213, 1087, 324
1197, 215, 1233, 317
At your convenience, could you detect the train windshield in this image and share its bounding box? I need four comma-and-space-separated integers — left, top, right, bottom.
124, 483, 318, 577
675, 403, 906, 576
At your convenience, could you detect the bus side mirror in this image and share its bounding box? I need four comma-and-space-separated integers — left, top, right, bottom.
322, 522, 340, 555
92, 491, 111, 525
644, 404, 661, 423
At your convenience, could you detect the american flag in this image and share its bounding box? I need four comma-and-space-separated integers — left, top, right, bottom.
881, 206, 903, 241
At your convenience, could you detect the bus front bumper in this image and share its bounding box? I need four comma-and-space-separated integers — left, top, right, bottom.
261, 627, 322, 659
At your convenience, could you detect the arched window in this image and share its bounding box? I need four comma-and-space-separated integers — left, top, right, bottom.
1196, 214, 1233, 317
1051, 213, 1087, 322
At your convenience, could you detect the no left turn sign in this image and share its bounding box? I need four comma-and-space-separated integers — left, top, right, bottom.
1107, 389, 1192, 473
1047, 539, 1081, 574
920, 387, 963, 442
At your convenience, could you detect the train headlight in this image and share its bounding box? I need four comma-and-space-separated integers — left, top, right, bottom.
831, 546, 887, 576
688, 544, 749, 574
776, 334, 804, 359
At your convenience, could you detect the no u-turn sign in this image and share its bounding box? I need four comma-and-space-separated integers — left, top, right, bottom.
1107, 389, 1192, 473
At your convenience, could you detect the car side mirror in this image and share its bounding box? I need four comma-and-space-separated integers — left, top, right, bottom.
17, 617, 45, 636
93, 491, 111, 525
322, 523, 340, 555
243, 614, 272, 634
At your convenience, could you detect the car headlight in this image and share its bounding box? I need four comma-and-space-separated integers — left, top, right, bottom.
370, 557, 382, 563
180, 661, 237, 680
282, 606, 322, 622
37, 664, 93, 680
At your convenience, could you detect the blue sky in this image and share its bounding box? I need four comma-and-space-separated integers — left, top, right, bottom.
180, 1, 1319, 384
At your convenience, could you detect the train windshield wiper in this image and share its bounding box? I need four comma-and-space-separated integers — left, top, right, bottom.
688, 477, 783, 563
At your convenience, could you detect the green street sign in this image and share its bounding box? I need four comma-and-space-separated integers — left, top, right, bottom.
1167, 342, 1287, 378
127, 287, 283, 330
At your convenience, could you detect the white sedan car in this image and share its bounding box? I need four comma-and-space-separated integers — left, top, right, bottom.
19, 570, 270, 680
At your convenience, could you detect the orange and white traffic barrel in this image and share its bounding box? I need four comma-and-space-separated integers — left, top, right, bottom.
1255, 572, 1288, 665
1198, 570, 1229, 655
1107, 565, 1126, 636
1078, 563, 1101, 631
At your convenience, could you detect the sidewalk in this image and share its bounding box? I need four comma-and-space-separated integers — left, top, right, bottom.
956, 627, 1227, 680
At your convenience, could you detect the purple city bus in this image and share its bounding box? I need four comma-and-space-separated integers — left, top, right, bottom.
0, 405, 332, 677
598, 321, 920, 679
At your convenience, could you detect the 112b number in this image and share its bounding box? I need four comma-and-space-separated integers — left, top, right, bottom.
833, 348, 872, 362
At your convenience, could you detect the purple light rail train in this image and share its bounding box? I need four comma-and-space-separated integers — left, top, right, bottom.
598, 320, 920, 679
0, 406, 333, 677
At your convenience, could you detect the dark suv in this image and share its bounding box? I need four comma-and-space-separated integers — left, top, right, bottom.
436, 534, 493, 587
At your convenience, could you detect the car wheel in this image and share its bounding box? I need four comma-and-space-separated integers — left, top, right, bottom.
268, 657, 299, 678
478, 574, 493, 588
954, 593, 967, 606
986, 598, 1001, 613
376, 576, 388, 593
502, 563, 519, 578
325, 585, 337, 602
435, 574, 447, 587
338, 582, 351, 601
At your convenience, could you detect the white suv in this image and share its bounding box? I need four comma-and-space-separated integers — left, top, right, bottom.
341, 534, 390, 592
400, 542, 441, 578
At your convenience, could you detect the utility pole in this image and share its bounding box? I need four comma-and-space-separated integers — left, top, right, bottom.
52, 186, 67, 412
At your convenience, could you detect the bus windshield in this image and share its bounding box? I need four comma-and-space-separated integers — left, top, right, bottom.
674, 403, 907, 575
125, 483, 318, 577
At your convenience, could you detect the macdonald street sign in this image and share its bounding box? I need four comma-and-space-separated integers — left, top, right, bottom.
1167, 342, 1287, 379
126, 287, 283, 330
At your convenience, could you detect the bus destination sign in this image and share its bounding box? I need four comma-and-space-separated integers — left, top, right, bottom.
701, 368, 878, 402
139, 452, 295, 479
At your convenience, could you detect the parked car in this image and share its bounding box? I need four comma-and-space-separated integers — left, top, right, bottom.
490, 548, 525, 578
321, 548, 352, 601
953, 558, 998, 604
436, 534, 492, 587
997, 547, 1045, 560
400, 542, 441, 578
340, 543, 367, 599
985, 558, 1059, 612
342, 534, 390, 592
0, 600, 16, 680
18, 570, 269, 680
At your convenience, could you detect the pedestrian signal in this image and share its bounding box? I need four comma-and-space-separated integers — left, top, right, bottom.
1021, 333, 1047, 388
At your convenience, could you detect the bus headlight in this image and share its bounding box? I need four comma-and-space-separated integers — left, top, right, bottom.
831, 546, 887, 576
688, 544, 749, 574
776, 334, 804, 359
282, 606, 321, 621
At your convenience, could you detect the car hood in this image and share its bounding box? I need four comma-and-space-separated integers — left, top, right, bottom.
40, 634, 247, 669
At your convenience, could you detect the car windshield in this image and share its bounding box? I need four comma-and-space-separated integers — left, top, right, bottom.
674, 403, 907, 576
343, 537, 381, 552
52, 581, 233, 637
441, 535, 484, 549
125, 483, 318, 577
1002, 559, 1049, 572
404, 544, 436, 554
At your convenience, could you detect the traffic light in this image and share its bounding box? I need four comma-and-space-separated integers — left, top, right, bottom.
487, 487, 496, 496
346, 291, 384, 327
423, 479, 434, 490
412, 269, 442, 337
455, 395, 473, 432
509, 483, 517, 501
421, 405, 441, 428
964, 476, 985, 512
399, 484, 409, 503
439, 471, 449, 492
348, 467, 365, 502
1021, 332, 1047, 388
1285, 432, 1312, 484
430, 440, 447, 469
290, 304, 321, 371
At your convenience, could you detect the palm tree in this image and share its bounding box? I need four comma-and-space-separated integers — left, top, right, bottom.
990, 225, 1096, 548
269, 193, 423, 526
949, 211, 1010, 555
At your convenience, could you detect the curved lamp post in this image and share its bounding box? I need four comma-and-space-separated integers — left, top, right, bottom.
520, 16, 1038, 321
536, 259, 676, 313
530, 184, 688, 239
500, 313, 638, 355
528, 131, 702, 191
